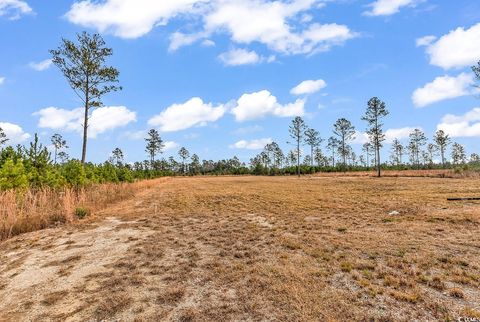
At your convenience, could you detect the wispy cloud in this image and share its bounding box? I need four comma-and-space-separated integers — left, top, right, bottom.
29, 59, 53, 71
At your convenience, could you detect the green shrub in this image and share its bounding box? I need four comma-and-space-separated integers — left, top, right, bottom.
0, 158, 28, 190
98, 163, 119, 183
43, 168, 67, 189
116, 167, 134, 182
74, 207, 89, 219
62, 160, 87, 187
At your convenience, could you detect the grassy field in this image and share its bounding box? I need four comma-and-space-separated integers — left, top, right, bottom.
0, 175, 479, 321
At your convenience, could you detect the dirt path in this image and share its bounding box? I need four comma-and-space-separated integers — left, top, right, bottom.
1, 176, 480, 321
0, 180, 280, 321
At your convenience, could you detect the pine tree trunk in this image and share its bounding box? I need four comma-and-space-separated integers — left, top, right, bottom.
297, 137, 300, 177
366, 149, 369, 171
81, 80, 89, 165
81, 103, 88, 164
376, 145, 381, 177
311, 145, 314, 166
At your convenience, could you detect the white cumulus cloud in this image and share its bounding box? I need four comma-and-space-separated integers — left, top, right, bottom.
352, 131, 367, 144
364, 0, 419, 16
204, 1, 356, 55
164, 141, 180, 151
29, 59, 53, 71
201, 39, 215, 47
66, 0, 204, 39
420, 23, 480, 70
291, 79, 326, 95
89, 106, 137, 137
437, 107, 480, 138
0, 76, 5, 85
415, 35, 436, 47
0, 122, 30, 144
66, 0, 356, 56
34, 106, 136, 138
412, 73, 475, 108
300, 23, 356, 54
0, 0, 33, 19
385, 127, 420, 143
148, 97, 226, 132
232, 90, 305, 122
34, 107, 84, 132
218, 48, 268, 66
229, 138, 272, 150
169, 32, 207, 52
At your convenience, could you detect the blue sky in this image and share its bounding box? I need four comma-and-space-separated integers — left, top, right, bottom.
1, 0, 480, 163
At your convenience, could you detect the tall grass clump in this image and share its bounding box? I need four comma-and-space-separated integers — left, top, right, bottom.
0, 178, 165, 241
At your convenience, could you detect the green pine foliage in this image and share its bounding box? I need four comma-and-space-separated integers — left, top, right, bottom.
0, 158, 29, 190
0, 134, 148, 191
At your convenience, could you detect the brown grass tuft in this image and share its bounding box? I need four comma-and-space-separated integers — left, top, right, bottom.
95, 292, 132, 318
449, 288, 465, 298
41, 290, 68, 306
157, 285, 186, 305
0, 178, 167, 241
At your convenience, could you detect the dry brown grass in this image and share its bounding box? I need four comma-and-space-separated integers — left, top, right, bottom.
0, 178, 167, 241
313, 168, 480, 178
0, 175, 479, 321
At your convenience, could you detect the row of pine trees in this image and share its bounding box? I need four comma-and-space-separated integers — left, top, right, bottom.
250, 112, 476, 177
0, 128, 253, 190
0, 114, 478, 191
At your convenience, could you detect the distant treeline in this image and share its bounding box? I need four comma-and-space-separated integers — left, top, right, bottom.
0, 124, 479, 191
248, 117, 480, 176
0, 130, 254, 190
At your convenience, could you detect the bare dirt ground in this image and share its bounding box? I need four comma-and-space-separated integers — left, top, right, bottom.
1, 176, 479, 321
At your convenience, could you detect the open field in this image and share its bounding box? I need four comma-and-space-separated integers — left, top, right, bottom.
0, 176, 479, 321
312, 169, 480, 178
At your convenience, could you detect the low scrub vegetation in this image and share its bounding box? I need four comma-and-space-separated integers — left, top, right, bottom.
0, 134, 169, 191
0, 178, 163, 241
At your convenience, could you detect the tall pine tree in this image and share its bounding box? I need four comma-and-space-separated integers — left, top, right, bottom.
362, 97, 389, 177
